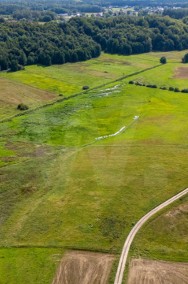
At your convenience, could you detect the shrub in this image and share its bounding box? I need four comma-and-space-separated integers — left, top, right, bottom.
182, 53, 188, 63
181, 89, 188, 93
169, 87, 175, 91
129, 80, 134, 84
17, 103, 29, 111
146, 84, 157, 88
160, 86, 167, 90
160, 57, 167, 64
82, 86, 89, 90
174, 87, 180, 92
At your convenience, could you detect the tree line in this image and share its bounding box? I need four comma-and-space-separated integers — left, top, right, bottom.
1, 15, 188, 71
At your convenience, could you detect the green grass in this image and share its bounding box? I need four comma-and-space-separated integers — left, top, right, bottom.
1, 84, 188, 250
125, 50, 188, 89
0, 248, 64, 284
130, 195, 188, 262
1, 51, 188, 283
0, 53, 158, 96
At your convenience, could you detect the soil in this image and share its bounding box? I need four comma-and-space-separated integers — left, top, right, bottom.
0, 78, 56, 106
127, 258, 188, 284
174, 67, 188, 79
52, 250, 114, 284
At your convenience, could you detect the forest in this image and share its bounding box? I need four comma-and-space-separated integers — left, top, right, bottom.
1, 15, 188, 71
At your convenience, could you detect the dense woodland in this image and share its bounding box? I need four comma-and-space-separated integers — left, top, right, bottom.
1, 15, 188, 71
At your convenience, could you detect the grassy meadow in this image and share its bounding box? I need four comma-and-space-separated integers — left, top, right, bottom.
125, 50, 188, 89
0, 51, 188, 283
130, 194, 188, 263
0, 53, 159, 96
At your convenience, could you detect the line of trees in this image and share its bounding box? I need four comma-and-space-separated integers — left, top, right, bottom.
1, 15, 188, 71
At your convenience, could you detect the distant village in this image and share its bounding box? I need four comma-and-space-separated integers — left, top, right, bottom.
59, 5, 182, 20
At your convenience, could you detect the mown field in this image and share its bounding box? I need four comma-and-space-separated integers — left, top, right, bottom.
0, 78, 57, 121
0, 51, 188, 283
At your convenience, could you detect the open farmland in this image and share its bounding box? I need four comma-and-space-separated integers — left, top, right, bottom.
0, 51, 188, 283
127, 259, 188, 284
126, 50, 188, 89
0, 53, 159, 96
130, 194, 188, 262
0, 78, 57, 120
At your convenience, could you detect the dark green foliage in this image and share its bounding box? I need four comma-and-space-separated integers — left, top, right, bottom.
1, 15, 188, 71
169, 86, 175, 91
174, 87, 180, 92
181, 88, 188, 93
10, 60, 20, 72
160, 56, 167, 64
17, 103, 29, 111
0, 21, 101, 70
164, 8, 188, 19
182, 53, 188, 63
82, 86, 89, 90
146, 84, 157, 88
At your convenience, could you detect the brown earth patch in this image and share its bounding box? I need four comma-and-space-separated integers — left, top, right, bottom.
0, 78, 57, 106
52, 250, 114, 284
174, 67, 188, 79
127, 258, 188, 284
165, 203, 188, 218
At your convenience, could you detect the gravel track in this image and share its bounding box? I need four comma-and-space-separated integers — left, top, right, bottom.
114, 187, 188, 284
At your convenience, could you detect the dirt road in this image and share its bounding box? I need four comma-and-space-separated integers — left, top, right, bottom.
114, 187, 188, 284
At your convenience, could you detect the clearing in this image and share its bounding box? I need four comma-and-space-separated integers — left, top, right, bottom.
52, 251, 114, 284
127, 259, 188, 284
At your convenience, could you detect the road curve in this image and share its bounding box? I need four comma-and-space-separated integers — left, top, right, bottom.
114, 187, 188, 284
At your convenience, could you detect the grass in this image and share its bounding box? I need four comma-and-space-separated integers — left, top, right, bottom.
130, 195, 188, 262
125, 50, 188, 89
0, 53, 158, 97
0, 248, 64, 284
1, 51, 188, 283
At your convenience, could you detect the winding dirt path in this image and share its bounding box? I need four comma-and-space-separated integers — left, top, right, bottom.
114, 187, 188, 284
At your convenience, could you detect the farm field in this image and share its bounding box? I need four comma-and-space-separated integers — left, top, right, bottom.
0, 78, 57, 121
0, 51, 188, 283
130, 194, 188, 262
0, 52, 160, 96
126, 50, 188, 89
127, 258, 188, 284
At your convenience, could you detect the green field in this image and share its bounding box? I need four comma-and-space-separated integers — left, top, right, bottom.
0, 248, 64, 284
0, 53, 159, 96
0, 51, 188, 283
130, 195, 188, 263
125, 50, 188, 89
